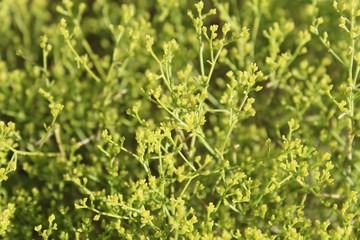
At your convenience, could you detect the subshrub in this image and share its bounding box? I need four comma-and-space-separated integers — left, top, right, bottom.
1, 0, 360, 239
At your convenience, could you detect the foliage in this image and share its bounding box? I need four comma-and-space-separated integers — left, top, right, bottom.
1, 0, 360, 239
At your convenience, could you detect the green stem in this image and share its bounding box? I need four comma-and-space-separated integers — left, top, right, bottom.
1, 141, 59, 157
64, 38, 101, 83
72, 18, 107, 80
206, 46, 224, 85
250, 2, 261, 60
317, 36, 347, 68
178, 151, 196, 171
149, 49, 172, 92
346, 7, 357, 163
179, 174, 199, 197
199, 41, 205, 77
84, 206, 129, 220
220, 89, 250, 156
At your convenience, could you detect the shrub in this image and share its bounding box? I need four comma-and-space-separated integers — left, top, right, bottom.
1, 0, 360, 239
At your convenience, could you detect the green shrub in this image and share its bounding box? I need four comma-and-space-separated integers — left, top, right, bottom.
1, 0, 360, 239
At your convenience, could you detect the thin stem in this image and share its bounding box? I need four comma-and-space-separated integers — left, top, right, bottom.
206, 46, 224, 85
220, 89, 250, 156
83, 205, 129, 220
64, 38, 101, 83
318, 36, 347, 68
195, 131, 217, 157
43, 49, 49, 86
199, 42, 205, 77
1, 141, 59, 157
179, 174, 199, 197
149, 49, 172, 92
54, 125, 66, 159
81, 38, 107, 79
178, 151, 196, 172
346, 6, 357, 162
73, 18, 107, 80
250, 0, 261, 60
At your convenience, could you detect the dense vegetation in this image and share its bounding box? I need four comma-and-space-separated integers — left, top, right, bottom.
1, 0, 360, 239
